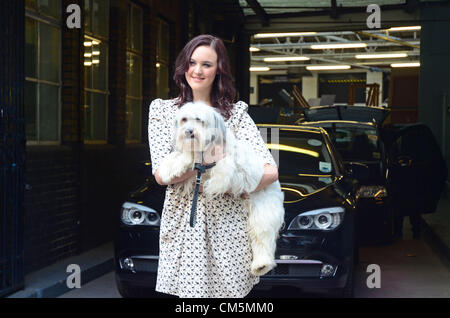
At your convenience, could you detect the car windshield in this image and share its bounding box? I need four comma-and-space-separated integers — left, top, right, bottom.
264, 128, 335, 176
321, 124, 381, 162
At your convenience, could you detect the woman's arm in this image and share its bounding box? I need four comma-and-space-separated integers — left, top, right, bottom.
250, 164, 279, 194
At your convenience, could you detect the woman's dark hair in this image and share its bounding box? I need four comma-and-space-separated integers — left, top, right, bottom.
173, 34, 236, 119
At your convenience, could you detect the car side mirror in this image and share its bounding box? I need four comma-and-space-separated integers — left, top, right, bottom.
345, 162, 370, 180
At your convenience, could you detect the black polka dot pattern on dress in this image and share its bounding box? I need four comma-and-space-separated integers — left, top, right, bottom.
148, 98, 277, 298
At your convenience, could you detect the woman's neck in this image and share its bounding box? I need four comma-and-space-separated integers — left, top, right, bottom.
192, 90, 212, 106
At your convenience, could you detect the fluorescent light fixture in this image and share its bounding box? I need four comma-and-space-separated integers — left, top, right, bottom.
264, 56, 310, 62
91, 40, 100, 45
306, 65, 351, 70
83, 41, 92, 47
388, 26, 421, 32
355, 53, 408, 59
84, 61, 92, 66
249, 47, 260, 52
391, 62, 420, 68
92, 50, 100, 56
249, 66, 270, 72
311, 43, 367, 49
92, 59, 100, 64
84, 53, 92, 57
254, 32, 316, 38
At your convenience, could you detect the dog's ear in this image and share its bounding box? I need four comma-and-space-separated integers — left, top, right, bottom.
212, 110, 227, 145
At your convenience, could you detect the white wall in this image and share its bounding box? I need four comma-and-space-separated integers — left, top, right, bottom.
366, 70, 384, 105
250, 69, 384, 106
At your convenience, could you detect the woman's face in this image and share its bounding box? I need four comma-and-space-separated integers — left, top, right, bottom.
185, 45, 218, 95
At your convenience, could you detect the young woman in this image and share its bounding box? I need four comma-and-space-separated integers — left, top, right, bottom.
148, 34, 278, 298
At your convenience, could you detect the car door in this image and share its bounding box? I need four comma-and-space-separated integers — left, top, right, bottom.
388, 125, 447, 215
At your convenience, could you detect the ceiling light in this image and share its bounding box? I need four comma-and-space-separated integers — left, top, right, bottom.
306, 65, 351, 70
249, 47, 260, 52
355, 53, 408, 59
264, 56, 310, 62
84, 53, 92, 57
311, 43, 367, 49
84, 61, 92, 66
83, 41, 92, 47
388, 26, 421, 32
250, 66, 270, 72
254, 32, 316, 38
391, 62, 420, 68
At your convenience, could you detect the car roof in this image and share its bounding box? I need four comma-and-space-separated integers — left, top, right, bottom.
298, 120, 377, 129
256, 123, 325, 134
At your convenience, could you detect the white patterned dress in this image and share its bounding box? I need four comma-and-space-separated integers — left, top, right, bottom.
148, 98, 277, 298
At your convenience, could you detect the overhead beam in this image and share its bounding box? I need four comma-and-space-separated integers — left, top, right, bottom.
245, 0, 270, 26
356, 31, 420, 49
252, 39, 420, 49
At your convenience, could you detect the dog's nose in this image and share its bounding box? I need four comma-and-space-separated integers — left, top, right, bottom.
185, 128, 194, 137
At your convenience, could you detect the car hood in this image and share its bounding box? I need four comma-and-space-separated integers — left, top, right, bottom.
125, 174, 353, 217
279, 174, 351, 214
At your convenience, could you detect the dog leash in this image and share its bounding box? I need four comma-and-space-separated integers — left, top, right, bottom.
190, 157, 216, 227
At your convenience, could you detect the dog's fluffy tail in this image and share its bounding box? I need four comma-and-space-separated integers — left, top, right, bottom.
247, 181, 285, 276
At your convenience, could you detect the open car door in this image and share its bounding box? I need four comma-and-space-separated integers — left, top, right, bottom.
387, 124, 447, 215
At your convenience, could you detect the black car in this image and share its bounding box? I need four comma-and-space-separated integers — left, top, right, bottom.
298, 120, 394, 244
115, 125, 365, 298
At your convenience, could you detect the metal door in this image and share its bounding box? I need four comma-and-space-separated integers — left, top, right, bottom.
0, 0, 26, 297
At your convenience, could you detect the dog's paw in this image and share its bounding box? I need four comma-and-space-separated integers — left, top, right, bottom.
158, 152, 193, 183
251, 256, 276, 276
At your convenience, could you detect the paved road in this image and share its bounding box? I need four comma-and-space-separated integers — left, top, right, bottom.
59, 232, 450, 298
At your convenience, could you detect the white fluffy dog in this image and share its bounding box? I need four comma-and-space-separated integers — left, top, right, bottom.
157, 101, 285, 276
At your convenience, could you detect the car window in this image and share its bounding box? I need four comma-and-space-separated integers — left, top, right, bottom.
270, 130, 335, 176
324, 125, 381, 162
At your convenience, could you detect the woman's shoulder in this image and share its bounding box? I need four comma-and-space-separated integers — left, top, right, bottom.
149, 98, 179, 119
228, 100, 249, 122
233, 100, 249, 112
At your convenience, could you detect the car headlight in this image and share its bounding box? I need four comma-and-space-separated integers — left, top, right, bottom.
121, 202, 161, 226
288, 207, 344, 231
356, 186, 387, 199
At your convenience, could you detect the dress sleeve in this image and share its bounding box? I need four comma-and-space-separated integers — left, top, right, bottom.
148, 99, 174, 175
234, 101, 278, 168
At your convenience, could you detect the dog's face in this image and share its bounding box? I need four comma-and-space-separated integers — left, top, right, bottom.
174, 101, 226, 153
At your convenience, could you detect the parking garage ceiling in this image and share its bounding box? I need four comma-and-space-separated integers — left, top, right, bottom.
238, 0, 424, 71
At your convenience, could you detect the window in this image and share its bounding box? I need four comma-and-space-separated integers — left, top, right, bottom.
126, 3, 143, 142
83, 0, 109, 143
156, 18, 170, 99
25, 0, 61, 144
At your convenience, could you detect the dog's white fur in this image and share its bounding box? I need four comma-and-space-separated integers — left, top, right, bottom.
157, 101, 285, 276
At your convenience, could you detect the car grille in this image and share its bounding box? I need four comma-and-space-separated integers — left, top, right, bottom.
268, 264, 322, 277
132, 258, 158, 272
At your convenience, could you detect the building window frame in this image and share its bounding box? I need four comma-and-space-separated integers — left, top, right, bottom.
125, 2, 143, 144
25, 2, 62, 146
83, 0, 110, 144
